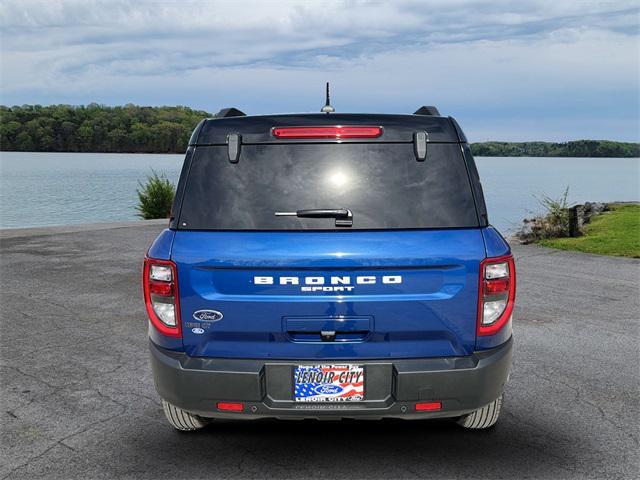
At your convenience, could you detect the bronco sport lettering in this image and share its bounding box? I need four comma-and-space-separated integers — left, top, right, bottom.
254, 275, 402, 292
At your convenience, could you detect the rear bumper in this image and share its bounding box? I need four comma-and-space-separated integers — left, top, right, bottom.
149, 337, 512, 420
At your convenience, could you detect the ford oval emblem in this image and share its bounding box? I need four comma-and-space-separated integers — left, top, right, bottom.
193, 309, 224, 322
191, 327, 205, 335
314, 384, 343, 395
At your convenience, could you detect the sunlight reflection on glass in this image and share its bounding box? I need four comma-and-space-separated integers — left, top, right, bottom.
327, 169, 349, 188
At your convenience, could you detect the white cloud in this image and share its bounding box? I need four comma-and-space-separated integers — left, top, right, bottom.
0, 0, 638, 140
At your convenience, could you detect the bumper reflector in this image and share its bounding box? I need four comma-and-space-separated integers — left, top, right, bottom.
217, 402, 244, 412
415, 401, 442, 412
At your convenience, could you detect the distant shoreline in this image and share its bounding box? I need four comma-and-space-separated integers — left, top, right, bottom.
1, 150, 638, 158
1, 104, 638, 158
470, 141, 639, 158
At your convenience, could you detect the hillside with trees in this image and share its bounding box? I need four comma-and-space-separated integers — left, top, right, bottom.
0, 104, 210, 153
470, 140, 639, 158
1, 104, 638, 157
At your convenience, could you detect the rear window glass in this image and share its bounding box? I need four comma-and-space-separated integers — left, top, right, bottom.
177, 143, 479, 230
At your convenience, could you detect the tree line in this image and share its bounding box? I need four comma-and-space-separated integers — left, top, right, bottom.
1, 104, 638, 157
0, 104, 210, 153
470, 140, 639, 158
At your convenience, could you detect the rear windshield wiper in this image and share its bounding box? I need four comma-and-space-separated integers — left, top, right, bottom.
275, 208, 353, 227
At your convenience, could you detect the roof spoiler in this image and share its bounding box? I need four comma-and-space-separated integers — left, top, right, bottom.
215, 107, 246, 118
414, 106, 440, 116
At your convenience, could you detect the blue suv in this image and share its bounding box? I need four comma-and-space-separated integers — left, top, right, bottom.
143, 106, 515, 431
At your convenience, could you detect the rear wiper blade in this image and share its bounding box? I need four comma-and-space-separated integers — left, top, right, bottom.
274, 208, 353, 227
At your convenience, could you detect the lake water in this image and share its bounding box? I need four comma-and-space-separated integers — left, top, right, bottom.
1, 151, 638, 233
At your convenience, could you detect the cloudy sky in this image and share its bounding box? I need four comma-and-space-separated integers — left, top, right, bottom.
1, 0, 638, 141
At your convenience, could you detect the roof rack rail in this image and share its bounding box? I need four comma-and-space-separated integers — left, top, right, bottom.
215, 107, 246, 118
414, 106, 440, 116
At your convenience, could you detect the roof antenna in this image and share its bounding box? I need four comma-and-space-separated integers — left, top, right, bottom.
321, 82, 335, 114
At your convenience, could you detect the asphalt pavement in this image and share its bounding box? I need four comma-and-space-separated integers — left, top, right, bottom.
1, 222, 638, 479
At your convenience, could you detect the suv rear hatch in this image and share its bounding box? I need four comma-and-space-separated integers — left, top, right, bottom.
170, 114, 485, 359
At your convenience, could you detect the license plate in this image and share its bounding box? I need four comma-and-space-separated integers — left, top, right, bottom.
294, 364, 364, 402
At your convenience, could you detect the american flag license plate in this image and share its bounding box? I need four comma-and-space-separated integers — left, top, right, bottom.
294, 365, 365, 402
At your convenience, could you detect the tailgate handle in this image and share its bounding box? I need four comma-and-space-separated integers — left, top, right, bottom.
285, 317, 372, 343
320, 330, 337, 342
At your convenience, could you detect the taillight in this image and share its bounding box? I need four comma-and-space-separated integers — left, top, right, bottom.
478, 255, 516, 336
143, 257, 181, 338
271, 126, 382, 139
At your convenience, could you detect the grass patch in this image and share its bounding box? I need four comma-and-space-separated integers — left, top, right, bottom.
539, 204, 640, 258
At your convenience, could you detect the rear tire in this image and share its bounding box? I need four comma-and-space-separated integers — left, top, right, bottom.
456, 394, 503, 429
162, 399, 207, 431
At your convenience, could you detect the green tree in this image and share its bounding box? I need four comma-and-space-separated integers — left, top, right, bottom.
107, 128, 127, 152
76, 123, 94, 151
14, 131, 34, 151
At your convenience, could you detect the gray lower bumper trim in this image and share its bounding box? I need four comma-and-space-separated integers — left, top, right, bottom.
149, 338, 512, 419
